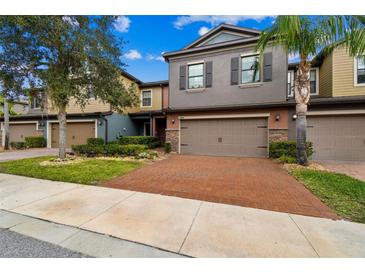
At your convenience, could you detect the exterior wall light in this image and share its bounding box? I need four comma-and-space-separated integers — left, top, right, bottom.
275, 114, 281, 121
98, 120, 103, 126
292, 114, 298, 120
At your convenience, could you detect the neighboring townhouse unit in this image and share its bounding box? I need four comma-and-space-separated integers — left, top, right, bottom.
163, 24, 365, 161
287, 46, 365, 161
0, 70, 168, 148
163, 24, 289, 157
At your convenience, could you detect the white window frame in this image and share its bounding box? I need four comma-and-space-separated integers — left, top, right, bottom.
31, 95, 42, 109
141, 90, 152, 107
354, 55, 365, 87
309, 68, 319, 95
240, 53, 261, 85
287, 70, 295, 97
187, 61, 205, 90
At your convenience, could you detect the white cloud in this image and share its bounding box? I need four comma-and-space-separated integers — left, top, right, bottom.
146, 53, 165, 62
62, 16, 79, 27
174, 16, 273, 30
288, 53, 300, 62
198, 26, 210, 36
124, 49, 142, 60
113, 16, 131, 33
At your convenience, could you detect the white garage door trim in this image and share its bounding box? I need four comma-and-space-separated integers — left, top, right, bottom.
1, 121, 42, 147
46, 119, 98, 148
308, 109, 365, 116
179, 113, 270, 120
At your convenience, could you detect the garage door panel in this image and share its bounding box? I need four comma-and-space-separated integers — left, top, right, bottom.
180, 118, 268, 157
9, 124, 43, 143
51, 122, 95, 148
307, 115, 365, 161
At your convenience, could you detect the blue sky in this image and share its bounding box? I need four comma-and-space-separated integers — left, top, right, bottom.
114, 16, 276, 82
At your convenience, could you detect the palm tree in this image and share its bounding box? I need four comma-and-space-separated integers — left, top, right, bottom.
257, 16, 365, 165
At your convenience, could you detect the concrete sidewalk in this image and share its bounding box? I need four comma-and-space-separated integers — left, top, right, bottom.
0, 148, 58, 162
1, 173, 365, 257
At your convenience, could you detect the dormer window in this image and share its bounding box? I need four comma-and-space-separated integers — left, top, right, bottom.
30, 93, 42, 109
188, 63, 204, 89
355, 55, 365, 85
241, 54, 260, 84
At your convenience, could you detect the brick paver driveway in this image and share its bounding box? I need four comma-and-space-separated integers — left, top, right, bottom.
104, 155, 338, 219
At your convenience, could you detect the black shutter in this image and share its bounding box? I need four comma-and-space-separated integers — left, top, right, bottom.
230, 57, 239, 85
263, 52, 272, 82
179, 65, 186, 90
205, 61, 213, 88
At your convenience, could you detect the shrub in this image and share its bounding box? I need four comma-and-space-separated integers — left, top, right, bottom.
24, 136, 46, 148
10, 141, 26, 150
120, 144, 147, 156
118, 136, 160, 148
72, 143, 146, 157
164, 142, 172, 153
278, 155, 297, 164
269, 141, 313, 159
87, 138, 104, 146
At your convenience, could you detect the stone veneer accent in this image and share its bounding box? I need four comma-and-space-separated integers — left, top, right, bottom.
268, 129, 288, 142
165, 129, 179, 152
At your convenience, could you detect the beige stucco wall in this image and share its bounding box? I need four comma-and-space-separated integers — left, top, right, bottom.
319, 52, 333, 97
332, 46, 365, 97
47, 75, 139, 114
128, 86, 163, 113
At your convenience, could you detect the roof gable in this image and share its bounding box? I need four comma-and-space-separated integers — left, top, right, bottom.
184, 24, 261, 49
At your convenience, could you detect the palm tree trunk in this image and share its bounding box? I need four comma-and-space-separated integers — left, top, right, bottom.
295, 59, 311, 166
58, 108, 67, 159
3, 99, 10, 150
296, 103, 308, 166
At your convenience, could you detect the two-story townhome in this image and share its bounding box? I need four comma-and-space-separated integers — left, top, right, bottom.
0, 70, 168, 148
287, 46, 365, 161
163, 24, 365, 161
163, 24, 289, 157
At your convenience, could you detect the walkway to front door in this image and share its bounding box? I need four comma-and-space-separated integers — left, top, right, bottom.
104, 155, 337, 219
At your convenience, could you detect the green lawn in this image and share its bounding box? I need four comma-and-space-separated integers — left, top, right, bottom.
292, 169, 365, 223
0, 156, 142, 185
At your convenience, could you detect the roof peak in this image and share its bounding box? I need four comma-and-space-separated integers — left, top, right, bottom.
183, 23, 261, 50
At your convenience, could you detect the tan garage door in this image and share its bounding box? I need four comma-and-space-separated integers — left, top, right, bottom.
180, 118, 268, 157
51, 121, 95, 148
307, 115, 365, 161
9, 123, 42, 142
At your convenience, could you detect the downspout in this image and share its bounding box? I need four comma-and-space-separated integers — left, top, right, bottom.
99, 115, 108, 144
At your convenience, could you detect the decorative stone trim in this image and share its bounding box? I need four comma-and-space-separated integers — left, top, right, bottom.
165, 129, 179, 152
269, 129, 288, 142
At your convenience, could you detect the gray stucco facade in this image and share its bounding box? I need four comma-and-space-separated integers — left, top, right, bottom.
168, 45, 288, 110
97, 113, 139, 142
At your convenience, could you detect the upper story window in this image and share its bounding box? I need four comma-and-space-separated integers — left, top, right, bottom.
287, 70, 295, 97
356, 55, 365, 85
241, 54, 260, 84
188, 63, 204, 89
309, 68, 319, 95
141, 90, 152, 107
30, 93, 42, 109
86, 85, 95, 99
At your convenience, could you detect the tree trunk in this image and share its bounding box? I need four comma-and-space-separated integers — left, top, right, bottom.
58, 108, 67, 159
296, 103, 308, 166
294, 58, 311, 166
3, 99, 10, 150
